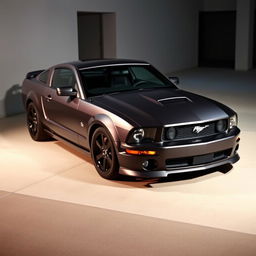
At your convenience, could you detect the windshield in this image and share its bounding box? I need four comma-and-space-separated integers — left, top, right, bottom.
79, 65, 176, 97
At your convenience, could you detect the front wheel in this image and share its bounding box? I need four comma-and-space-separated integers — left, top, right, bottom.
91, 127, 120, 180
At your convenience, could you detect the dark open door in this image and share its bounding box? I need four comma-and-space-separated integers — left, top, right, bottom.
253, 10, 256, 67
199, 11, 236, 68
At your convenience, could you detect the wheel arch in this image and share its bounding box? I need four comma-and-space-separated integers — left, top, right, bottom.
88, 114, 120, 151
25, 91, 40, 110
26, 98, 33, 109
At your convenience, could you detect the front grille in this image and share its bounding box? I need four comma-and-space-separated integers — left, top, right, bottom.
164, 120, 228, 141
165, 148, 232, 169
176, 122, 216, 139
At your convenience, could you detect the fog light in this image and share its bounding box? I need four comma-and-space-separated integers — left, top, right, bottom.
216, 119, 226, 132
142, 159, 156, 170
142, 160, 149, 169
166, 127, 176, 140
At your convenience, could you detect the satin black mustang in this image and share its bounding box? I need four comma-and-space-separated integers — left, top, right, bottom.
22, 59, 240, 179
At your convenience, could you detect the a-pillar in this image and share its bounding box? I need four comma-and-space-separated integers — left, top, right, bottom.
235, 0, 255, 71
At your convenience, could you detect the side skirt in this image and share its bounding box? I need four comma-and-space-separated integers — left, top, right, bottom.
44, 129, 91, 156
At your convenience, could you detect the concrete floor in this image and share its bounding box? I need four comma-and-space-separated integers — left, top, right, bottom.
0, 68, 256, 255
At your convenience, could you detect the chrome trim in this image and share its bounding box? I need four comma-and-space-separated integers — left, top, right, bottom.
163, 117, 229, 127
41, 96, 48, 119
158, 96, 192, 103
192, 125, 210, 134
79, 63, 150, 70
120, 133, 239, 150
162, 135, 238, 149
48, 67, 54, 88
74, 69, 85, 99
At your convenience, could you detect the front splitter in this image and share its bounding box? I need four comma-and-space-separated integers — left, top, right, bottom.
119, 154, 240, 178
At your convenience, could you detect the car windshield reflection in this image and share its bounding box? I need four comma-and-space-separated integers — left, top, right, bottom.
79, 65, 175, 97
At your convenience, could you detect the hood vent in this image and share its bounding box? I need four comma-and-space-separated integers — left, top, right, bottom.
157, 96, 192, 105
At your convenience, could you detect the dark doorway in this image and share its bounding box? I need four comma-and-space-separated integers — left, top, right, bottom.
253, 10, 256, 67
199, 11, 236, 68
77, 13, 102, 60
77, 12, 116, 60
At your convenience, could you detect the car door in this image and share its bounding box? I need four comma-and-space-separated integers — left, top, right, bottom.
42, 67, 82, 144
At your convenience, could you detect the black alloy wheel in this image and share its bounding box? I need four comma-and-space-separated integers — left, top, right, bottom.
26, 102, 50, 141
91, 127, 119, 179
27, 103, 38, 136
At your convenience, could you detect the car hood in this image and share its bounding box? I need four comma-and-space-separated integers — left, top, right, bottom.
91, 88, 234, 127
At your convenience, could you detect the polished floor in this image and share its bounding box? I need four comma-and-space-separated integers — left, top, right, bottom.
0, 68, 256, 255
1, 192, 256, 256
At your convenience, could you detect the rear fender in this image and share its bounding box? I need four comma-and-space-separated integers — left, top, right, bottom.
25, 90, 41, 110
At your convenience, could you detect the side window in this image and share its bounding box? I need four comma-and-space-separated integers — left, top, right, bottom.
38, 70, 49, 84
51, 68, 76, 89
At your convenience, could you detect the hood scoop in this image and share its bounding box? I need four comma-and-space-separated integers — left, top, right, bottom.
157, 96, 192, 105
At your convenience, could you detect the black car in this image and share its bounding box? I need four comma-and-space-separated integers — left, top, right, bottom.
22, 59, 240, 179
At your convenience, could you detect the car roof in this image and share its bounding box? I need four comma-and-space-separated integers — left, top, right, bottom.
63, 59, 149, 69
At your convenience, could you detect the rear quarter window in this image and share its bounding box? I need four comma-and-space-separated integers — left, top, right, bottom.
38, 70, 49, 84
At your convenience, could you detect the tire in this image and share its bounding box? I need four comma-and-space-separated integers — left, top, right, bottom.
26, 102, 51, 141
91, 127, 120, 180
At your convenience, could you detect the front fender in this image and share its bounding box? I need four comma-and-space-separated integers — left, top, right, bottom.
88, 114, 120, 149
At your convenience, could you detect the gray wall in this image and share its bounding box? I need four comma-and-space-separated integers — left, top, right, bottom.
0, 0, 201, 118
202, 0, 236, 11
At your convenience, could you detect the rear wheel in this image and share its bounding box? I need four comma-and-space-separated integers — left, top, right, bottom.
26, 102, 51, 141
91, 127, 120, 179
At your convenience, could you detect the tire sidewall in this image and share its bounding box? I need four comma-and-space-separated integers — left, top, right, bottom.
91, 127, 119, 179
26, 102, 46, 141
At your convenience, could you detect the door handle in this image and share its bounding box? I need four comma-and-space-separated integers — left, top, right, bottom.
45, 95, 52, 102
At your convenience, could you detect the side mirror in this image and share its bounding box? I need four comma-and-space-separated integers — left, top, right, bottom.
56, 87, 77, 97
169, 76, 179, 85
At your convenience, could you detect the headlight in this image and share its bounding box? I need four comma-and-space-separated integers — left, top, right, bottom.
127, 128, 157, 144
132, 128, 144, 143
216, 119, 227, 132
229, 115, 237, 129
166, 127, 176, 140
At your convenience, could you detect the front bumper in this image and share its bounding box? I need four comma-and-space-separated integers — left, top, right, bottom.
118, 129, 240, 178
